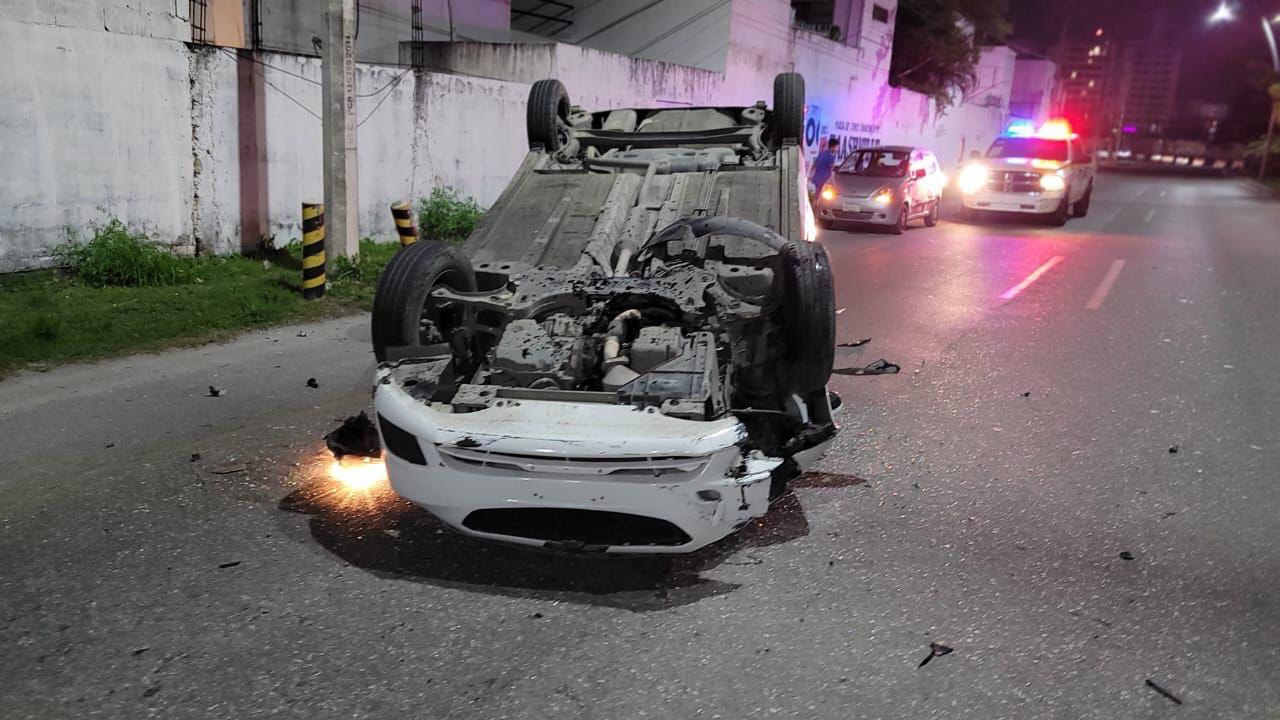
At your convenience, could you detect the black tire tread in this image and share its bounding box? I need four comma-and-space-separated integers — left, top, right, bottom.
371, 241, 476, 362
780, 240, 835, 393
772, 73, 805, 149
527, 79, 569, 151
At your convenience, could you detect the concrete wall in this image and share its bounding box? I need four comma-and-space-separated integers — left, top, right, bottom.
256, 0, 518, 63
0, 0, 1047, 271
1010, 57, 1057, 125
194, 51, 529, 248
554, 0, 733, 72
0, 2, 195, 271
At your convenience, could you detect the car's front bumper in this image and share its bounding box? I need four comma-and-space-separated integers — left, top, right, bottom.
372, 381, 787, 554
960, 189, 1064, 214
817, 196, 900, 225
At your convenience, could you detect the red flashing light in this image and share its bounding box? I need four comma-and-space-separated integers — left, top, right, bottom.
1037, 119, 1075, 140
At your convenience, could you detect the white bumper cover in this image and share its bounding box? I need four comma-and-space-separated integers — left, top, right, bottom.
373, 382, 784, 554
961, 189, 1064, 214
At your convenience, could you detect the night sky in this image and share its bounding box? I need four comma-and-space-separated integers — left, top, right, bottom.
1008, 0, 1277, 139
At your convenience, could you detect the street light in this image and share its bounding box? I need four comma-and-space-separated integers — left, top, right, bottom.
1209, 1, 1237, 23
1208, 2, 1280, 179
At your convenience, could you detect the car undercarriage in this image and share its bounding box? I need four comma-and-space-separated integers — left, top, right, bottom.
370, 73, 839, 553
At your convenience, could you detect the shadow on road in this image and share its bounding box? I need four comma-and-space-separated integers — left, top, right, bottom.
278, 479, 811, 611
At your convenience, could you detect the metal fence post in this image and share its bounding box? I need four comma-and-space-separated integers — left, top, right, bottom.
302, 202, 326, 299
391, 201, 418, 246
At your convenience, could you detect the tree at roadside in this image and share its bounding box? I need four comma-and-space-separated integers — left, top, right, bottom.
889, 0, 1011, 112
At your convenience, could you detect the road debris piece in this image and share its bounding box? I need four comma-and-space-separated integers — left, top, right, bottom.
218, 561, 242, 569
837, 338, 872, 348
918, 642, 953, 667
209, 463, 247, 475
1119, 551, 1135, 560
1145, 679, 1183, 705
1022, 391, 1031, 397
325, 411, 382, 459
834, 359, 901, 376
1168, 445, 1178, 454
207, 386, 225, 397
306, 378, 319, 389
190, 452, 201, 462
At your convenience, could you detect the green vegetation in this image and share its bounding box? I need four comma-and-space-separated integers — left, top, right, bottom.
1, 226, 401, 378
889, 0, 1011, 112
418, 187, 484, 244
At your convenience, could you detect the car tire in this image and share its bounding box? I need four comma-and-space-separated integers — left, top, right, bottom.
1072, 182, 1093, 217
526, 79, 571, 151
372, 240, 477, 362
779, 240, 835, 394
1049, 194, 1070, 226
771, 73, 805, 149
891, 204, 909, 234
924, 200, 940, 227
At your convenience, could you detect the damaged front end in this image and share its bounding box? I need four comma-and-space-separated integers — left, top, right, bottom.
369, 74, 838, 554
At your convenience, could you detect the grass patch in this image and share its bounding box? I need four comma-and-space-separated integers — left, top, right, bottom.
1, 235, 400, 378
419, 187, 484, 244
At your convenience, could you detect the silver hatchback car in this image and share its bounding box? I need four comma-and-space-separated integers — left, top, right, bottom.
815, 146, 945, 234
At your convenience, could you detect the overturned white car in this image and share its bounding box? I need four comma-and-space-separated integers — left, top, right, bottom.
370, 73, 839, 554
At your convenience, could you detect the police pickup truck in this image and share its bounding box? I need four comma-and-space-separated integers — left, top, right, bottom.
956, 120, 1096, 226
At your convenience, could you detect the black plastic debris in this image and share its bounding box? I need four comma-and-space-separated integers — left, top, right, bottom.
190, 452, 201, 462
209, 463, 247, 475
218, 561, 241, 569
1145, 679, 1183, 705
325, 411, 382, 459
834, 359, 901, 376
207, 386, 225, 397
306, 378, 319, 389
1119, 551, 1135, 561
1168, 445, 1179, 454
1022, 391, 1031, 398
455, 437, 482, 448
837, 338, 872, 348
918, 642, 953, 667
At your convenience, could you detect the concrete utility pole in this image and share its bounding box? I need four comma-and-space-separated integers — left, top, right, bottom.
321, 0, 359, 258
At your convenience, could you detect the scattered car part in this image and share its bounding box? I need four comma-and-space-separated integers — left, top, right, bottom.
325, 411, 382, 459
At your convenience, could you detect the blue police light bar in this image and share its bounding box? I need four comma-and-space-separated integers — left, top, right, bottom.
1004, 119, 1036, 137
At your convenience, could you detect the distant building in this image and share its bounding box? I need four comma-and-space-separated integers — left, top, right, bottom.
1050, 29, 1182, 142
1051, 31, 1121, 140
1115, 42, 1182, 136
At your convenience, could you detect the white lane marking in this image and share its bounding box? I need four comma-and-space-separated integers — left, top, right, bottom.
1086, 259, 1126, 310
1143, 209, 1156, 223
999, 256, 1064, 301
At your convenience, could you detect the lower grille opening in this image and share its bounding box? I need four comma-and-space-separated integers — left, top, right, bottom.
377, 414, 426, 465
462, 508, 692, 548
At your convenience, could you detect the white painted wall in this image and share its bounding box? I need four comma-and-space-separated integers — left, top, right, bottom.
557, 0, 733, 72
0, 15, 195, 271
256, 0, 517, 63
0, 0, 1048, 271
1011, 58, 1057, 124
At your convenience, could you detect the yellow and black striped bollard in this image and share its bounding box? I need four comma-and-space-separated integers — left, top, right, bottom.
390, 201, 418, 246
301, 202, 326, 300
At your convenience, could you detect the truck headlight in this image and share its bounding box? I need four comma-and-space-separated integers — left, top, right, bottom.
1039, 173, 1066, 192
957, 165, 989, 194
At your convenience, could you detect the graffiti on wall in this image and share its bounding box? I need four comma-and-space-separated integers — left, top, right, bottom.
804, 105, 881, 161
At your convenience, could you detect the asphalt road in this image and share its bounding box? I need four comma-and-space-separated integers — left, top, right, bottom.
3, 172, 1279, 719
